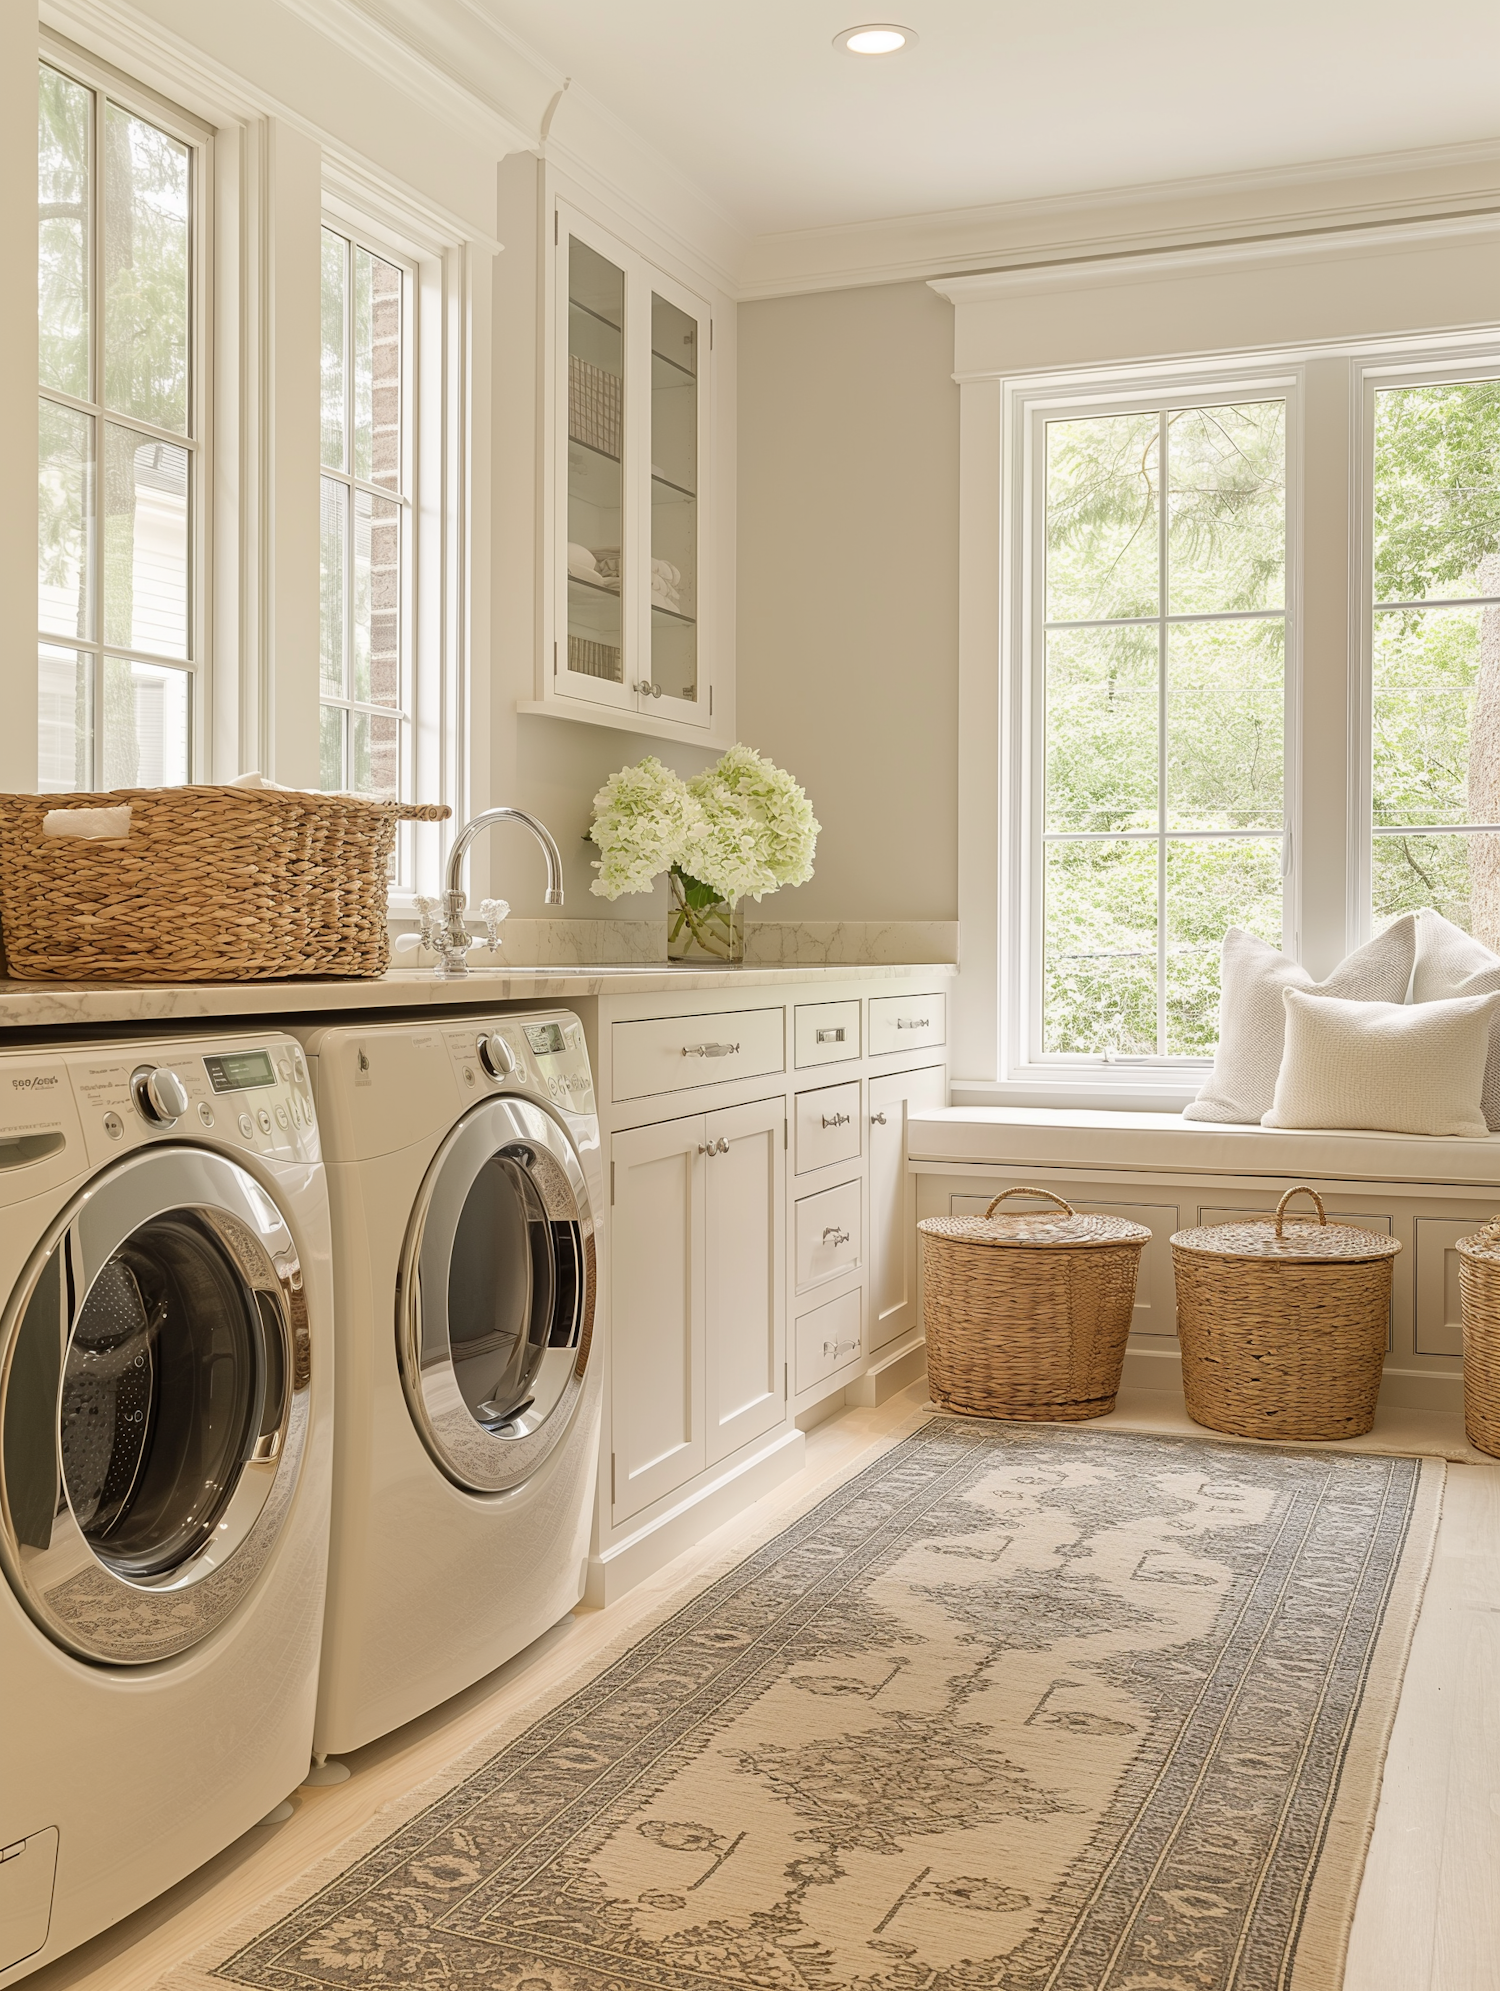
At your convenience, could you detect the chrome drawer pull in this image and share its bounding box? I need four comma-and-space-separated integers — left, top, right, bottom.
895, 1017, 930, 1030
871, 1110, 888, 1125
820, 1112, 852, 1129
822, 1226, 851, 1246
697, 1138, 730, 1156
682, 1041, 740, 1058
815, 1027, 845, 1043
821, 1337, 861, 1359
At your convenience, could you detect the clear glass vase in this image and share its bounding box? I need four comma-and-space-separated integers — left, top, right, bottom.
668, 869, 744, 963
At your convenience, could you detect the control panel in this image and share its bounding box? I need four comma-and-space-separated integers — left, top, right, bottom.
442, 1012, 595, 1118
69, 1035, 318, 1169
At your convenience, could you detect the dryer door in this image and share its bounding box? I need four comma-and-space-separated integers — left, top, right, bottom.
397, 1096, 596, 1494
0, 1147, 311, 1665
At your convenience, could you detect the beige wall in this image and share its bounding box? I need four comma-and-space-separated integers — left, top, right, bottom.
737, 281, 959, 922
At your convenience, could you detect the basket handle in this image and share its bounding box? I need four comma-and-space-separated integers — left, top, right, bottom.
1275, 1185, 1328, 1236
984, 1186, 1075, 1220
393, 802, 452, 822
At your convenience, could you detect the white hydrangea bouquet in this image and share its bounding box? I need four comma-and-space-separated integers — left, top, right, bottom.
588, 746, 820, 961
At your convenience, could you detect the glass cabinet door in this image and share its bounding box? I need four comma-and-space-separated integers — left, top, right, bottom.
565, 236, 628, 698
646, 288, 699, 709
554, 206, 713, 730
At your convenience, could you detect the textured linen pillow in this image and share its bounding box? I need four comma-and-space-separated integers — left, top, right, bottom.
1183, 917, 1417, 1125
1411, 908, 1500, 1130
1262, 987, 1500, 1136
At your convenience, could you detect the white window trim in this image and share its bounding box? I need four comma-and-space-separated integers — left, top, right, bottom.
951, 322, 1500, 1110
38, 29, 215, 787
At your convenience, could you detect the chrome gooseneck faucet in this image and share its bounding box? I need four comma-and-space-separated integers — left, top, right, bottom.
434, 807, 565, 977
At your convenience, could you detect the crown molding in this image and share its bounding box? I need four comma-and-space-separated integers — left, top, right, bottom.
737, 136, 1500, 300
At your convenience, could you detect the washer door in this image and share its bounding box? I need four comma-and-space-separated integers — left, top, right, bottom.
0, 1148, 311, 1665
397, 1096, 596, 1494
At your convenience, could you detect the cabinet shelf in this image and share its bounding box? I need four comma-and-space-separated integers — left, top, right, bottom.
652, 600, 696, 627
651, 470, 696, 505
570, 296, 623, 338
652, 347, 696, 389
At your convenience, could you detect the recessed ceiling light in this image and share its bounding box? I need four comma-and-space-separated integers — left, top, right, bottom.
834, 23, 918, 56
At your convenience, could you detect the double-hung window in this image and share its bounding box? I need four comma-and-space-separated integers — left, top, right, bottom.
37, 55, 204, 790
318, 223, 412, 804
1036, 396, 1288, 1061
1368, 377, 1500, 939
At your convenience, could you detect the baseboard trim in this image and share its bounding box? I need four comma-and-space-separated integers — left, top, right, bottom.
846, 1335, 927, 1407
585, 1427, 807, 1607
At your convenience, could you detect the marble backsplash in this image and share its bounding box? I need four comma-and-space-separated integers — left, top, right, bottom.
388, 916, 957, 969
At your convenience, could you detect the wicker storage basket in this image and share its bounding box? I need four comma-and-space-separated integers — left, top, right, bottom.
1455, 1219, 1500, 1459
0, 786, 450, 982
1171, 1187, 1400, 1442
919, 1187, 1151, 1422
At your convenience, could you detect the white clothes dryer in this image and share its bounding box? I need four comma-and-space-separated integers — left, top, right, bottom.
296, 1011, 602, 1759
0, 1032, 333, 1985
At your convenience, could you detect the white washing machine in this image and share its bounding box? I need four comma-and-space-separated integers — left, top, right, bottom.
296, 1010, 602, 1759
0, 1032, 333, 1985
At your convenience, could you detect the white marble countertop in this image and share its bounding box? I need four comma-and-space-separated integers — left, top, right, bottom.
0, 960, 956, 1031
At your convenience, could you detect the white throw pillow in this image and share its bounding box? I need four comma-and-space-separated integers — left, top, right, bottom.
1411, 908, 1500, 1130
1262, 987, 1499, 1137
1184, 918, 1417, 1125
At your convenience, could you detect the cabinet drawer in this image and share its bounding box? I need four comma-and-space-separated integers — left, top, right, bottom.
795, 1178, 863, 1291
869, 992, 946, 1056
796, 1287, 864, 1394
796, 1081, 862, 1175
794, 1000, 861, 1068
612, 1008, 785, 1102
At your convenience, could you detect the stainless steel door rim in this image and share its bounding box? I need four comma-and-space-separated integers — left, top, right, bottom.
0, 1147, 311, 1665
396, 1095, 596, 1495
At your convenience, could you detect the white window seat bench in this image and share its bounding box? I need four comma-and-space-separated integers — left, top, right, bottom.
907, 1107, 1500, 1417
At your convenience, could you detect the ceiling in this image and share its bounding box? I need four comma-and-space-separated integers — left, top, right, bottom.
476, 0, 1500, 237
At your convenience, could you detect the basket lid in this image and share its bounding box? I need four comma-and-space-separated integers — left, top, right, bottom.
918, 1186, 1151, 1251
1455, 1216, 1500, 1262
1170, 1185, 1400, 1264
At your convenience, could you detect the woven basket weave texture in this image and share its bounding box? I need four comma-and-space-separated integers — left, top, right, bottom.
0, 786, 449, 982
1171, 1186, 1400, 1443
919, 1187, 1150, 1423
1455, 1222, 1500, 1459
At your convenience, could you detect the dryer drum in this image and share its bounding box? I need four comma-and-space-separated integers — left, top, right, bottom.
398, 1095, 596, 1495
0, 1147, 312, 1665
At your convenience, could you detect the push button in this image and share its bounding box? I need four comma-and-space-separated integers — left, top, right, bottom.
197, 1101, 215, 1128
103, 1111, 124, 1140
238, 1112, 255, 1140
290, 1096, 303, 1126
274, 1105, 289, 1130
256, 1108, 272, 1134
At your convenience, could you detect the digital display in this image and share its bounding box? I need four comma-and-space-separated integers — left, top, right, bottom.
524, 1023, 566, 1057
203, 1050, 277, 1094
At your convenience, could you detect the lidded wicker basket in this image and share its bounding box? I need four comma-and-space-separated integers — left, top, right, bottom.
1454, 1219, 1500, 1460
1171, 1186, 1400, 1442
919, 1187, 1151, 1423
0, 786, 450, 982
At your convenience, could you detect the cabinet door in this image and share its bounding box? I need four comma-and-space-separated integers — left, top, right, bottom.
640, 267, 710, 726
609, 1115, 706, 1520
869, 1065, 946, 1352
703, 1096, 786, 1465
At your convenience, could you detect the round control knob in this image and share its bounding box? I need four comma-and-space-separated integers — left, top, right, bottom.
477, 1032, 517, 1080
132, 1064, 190, 1126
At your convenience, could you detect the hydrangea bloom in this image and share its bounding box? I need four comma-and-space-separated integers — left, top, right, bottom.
587, 757, 700, 899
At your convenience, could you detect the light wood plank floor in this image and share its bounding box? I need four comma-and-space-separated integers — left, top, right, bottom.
24, 1387, 1500, 1991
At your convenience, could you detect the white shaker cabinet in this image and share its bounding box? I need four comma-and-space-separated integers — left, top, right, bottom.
869, 1065, 947, 1351
609, 1096, 785, 1523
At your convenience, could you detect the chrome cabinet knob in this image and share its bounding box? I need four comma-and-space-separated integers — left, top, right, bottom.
132, 1064, 190, 1126
821, 1112, 852, 1129
822, 1226, 851, 1246
478, 1032, 517, 1080
871, 1111, 888, 1125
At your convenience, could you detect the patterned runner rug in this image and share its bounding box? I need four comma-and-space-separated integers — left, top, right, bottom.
174, 1420, 1443, 1991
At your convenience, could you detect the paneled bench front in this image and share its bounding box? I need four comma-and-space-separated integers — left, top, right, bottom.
907, 1107, 1500, 1416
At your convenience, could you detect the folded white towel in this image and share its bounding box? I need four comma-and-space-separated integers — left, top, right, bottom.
43, 805, 131, 840
650, 557, 682, 588
229, 770, 291, 791
567, 541, 600, 580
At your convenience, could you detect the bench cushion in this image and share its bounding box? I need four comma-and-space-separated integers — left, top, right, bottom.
907, 1106, 1500, 1191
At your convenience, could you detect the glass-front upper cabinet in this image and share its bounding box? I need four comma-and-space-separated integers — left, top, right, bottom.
554, 206, 713, 733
